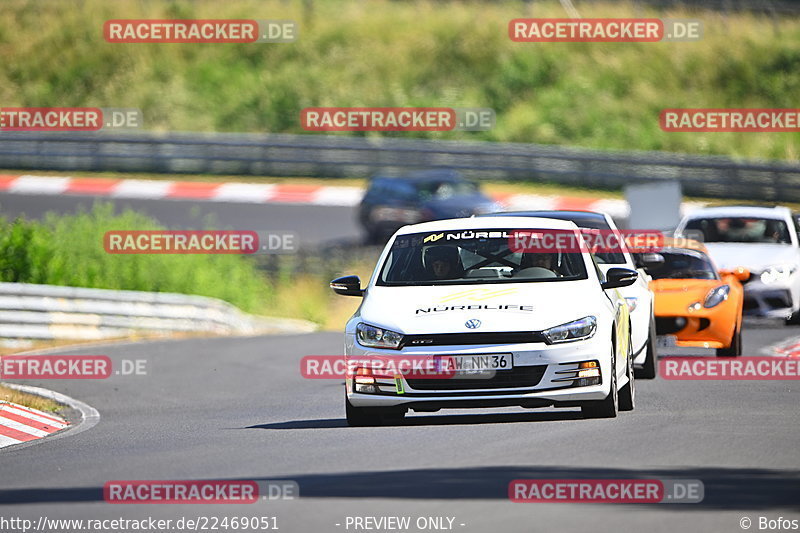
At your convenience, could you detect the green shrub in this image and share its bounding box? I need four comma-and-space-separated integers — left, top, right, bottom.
0, 204, 272, 313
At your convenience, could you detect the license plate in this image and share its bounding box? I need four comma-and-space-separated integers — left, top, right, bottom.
435, 354, 513, 374
656, 335, 677, 348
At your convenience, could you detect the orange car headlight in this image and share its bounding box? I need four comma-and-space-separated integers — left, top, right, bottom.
703, 285, 730, 308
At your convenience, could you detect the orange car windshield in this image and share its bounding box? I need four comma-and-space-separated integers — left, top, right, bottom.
647, 250, 718, 281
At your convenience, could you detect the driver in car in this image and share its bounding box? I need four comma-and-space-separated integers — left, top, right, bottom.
518, 252, 559, 276
424, 246, 463, 280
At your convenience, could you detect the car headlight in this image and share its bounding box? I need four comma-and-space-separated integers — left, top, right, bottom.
624, 297, 638, 312
760, 265, 797, 285
356, 323, 404, 349
703, 284, 730, 308
542, 316, 597, 344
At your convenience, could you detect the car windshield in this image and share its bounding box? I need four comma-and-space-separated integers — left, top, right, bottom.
575, 225, 626, 265
483, 214, 627, 264
684, 217, 791, 244
646, 249, 718, 280
377, 229, 588, 286
416, 181, 479, 200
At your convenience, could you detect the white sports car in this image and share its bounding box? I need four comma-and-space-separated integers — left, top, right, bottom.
331, 217, 638, 426
676, 206, 800, 324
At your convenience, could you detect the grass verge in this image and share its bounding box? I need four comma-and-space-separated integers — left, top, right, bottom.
0, 203, 272, 314
1, 0, 798, 160
0, 383, 61, 413
0, 200, 374, 327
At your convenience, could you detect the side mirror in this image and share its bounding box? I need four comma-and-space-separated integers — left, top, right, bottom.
330, 275, 364, 297
602, 268, 639, 290
719, 266, 750, 282
633, 252, 664, 269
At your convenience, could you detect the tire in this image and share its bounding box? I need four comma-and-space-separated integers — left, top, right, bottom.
618, 332, 635, 412
581, 344, 618, 419
785, 310, 800, 325
716, 325, 742, 357
345, 396, 405, 427
635, 313, 658, 380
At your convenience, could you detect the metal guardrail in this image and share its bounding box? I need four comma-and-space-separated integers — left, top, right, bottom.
621, 0, 800, 15
0, 131, 799, 202
0, 282, 316, 340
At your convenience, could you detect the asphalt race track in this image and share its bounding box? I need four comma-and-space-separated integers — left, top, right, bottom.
0, 192, 363, 247
1, 191, 798, 532
0, 324, 798, 532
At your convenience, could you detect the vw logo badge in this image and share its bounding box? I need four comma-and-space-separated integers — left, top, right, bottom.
465, 319, 481, 329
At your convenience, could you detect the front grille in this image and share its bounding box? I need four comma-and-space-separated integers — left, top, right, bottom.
765, 292, 792, 309
406, 365, 547, 390
402, 331, 546, 348
655, 316, 687, 335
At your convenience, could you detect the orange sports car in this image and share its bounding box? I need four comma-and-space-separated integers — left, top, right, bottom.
639, 239, 748, 357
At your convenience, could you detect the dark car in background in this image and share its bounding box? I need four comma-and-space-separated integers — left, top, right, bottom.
358, 170, 499, 243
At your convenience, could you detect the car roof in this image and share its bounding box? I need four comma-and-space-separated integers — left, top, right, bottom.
371, 169, 465, 183
683, 205, 792, 220
395, 216, 580, 235
485, 210, 609, 225
658, 238, 709, 255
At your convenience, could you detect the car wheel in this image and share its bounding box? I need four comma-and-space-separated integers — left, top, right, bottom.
345, 396, 405, 427
716, 326, 742, 357
618, 332, 635, 412
635, 313, 658, 380
581, 344, 618, 419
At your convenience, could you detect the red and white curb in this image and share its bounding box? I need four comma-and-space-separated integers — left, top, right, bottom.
0, 401, 69, 448
765, 336, 800, 358
0, 383, 99, 451
0, 174, 364, 207
0, 174, 704, 218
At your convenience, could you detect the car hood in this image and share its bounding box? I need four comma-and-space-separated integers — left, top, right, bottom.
359, 281, 603, 334
650, 278, 728, 313
704, 243, 798, 272
650, 278, 719, 298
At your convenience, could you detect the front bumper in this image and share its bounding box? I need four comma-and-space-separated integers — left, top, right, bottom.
741, 277, 796, 318
655, 307, 735, 349
344, 334, 611, 409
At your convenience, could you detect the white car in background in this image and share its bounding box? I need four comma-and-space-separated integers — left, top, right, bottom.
676, 206, 800, 324
330, 216, 638, 426
482, 211, 658, 378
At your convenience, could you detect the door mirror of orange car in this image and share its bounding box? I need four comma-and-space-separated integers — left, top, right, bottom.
330, 275, 364, 296
719, 267, 750, 282
602, 268, 639, 290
